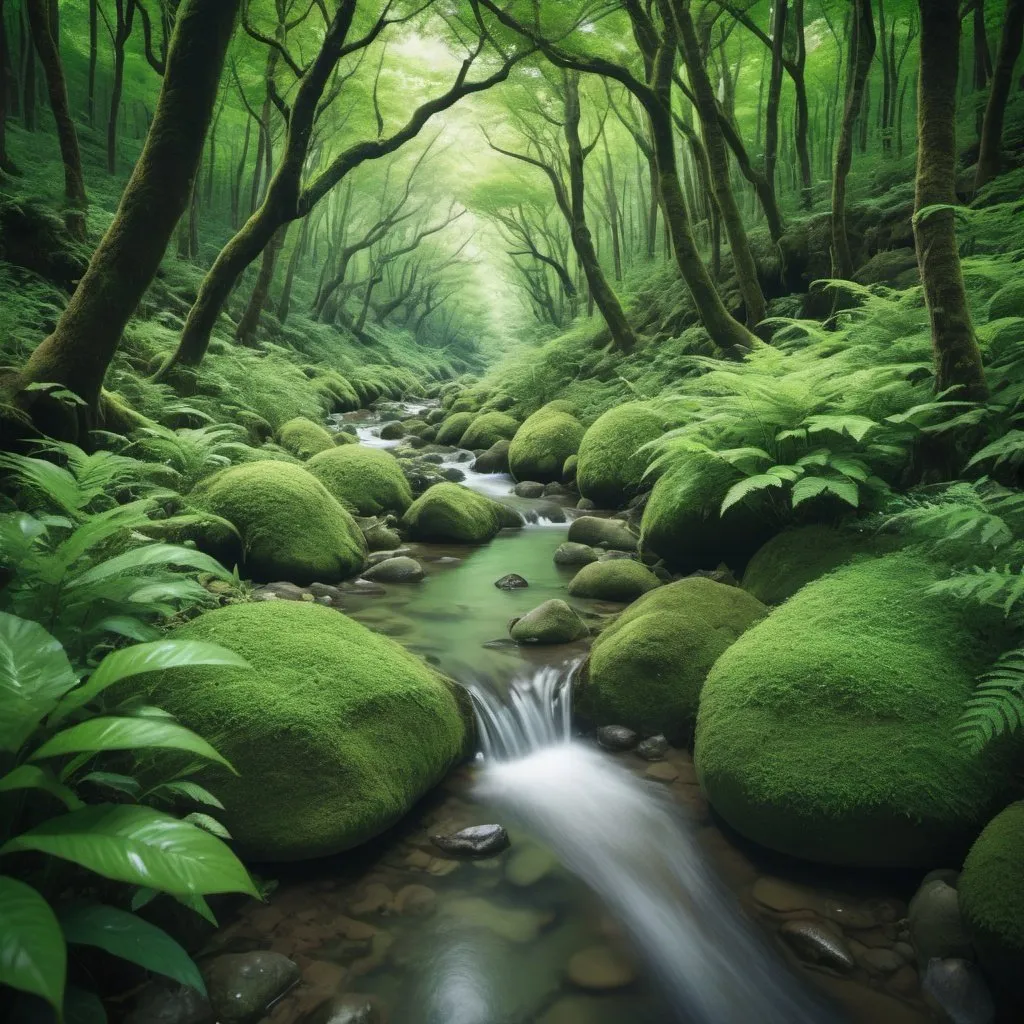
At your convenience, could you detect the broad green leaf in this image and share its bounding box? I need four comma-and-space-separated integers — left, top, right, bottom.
1, 804, 260, 898
791, 477, 830, 508
720, 474, 784, 515
50, 640, 249, 723
67, 544, 232, 589
184, 812, 231, 840
826, 456, 870, 482
0, 876, 66, 1013
60, 903, 206, 994
792, 475, 860, 509
766, 464, 803, 482
0, 764, 83, 810
130, 888, 218, 926
153, 780, 225, 809
80, 772, 142, 798
0, 612, 78, 753
803, 414, 878, 442
30, 717, 234, 771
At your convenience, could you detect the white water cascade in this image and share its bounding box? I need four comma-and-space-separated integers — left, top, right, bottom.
468, 665, 839, 1024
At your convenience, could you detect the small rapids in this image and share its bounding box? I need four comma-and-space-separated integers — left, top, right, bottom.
468, 666, 838, 1024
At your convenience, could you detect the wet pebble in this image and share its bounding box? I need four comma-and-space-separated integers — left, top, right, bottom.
431, 823, 510, 858
779, 920, 856, 973
636, 735, 668, 761
494, 573, 529, 589
596, 725, 637, 751
365, 548, 412, 566
202, 951, 299, 1023
392, 884, 437, 916
909, 880, 973, 964
254, 581, 310, 602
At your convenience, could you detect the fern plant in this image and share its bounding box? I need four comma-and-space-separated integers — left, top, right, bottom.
126, 422, 253, 492
0, 611, 259, 1022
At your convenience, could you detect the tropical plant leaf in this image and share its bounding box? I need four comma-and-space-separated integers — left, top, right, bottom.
0, 764, 83, 810
60, 903, 206, 994
184, 812, 231, 840
80, 772, 142, 798
0, 876, 66, 1013
1, 804, 260, 897
153, 780, 225, 809
66, 543, 232, 589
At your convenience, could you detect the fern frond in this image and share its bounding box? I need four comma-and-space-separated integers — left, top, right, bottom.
957, 648, 1024, 753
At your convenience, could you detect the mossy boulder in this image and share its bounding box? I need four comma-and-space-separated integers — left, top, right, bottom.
741, 525, 877, 605
567, 516, 637, 552
562, 454, 578, 483
510, 600, 589, 644
133, 601, 466, 861
508, 405, 585, 484
401, 483, 522, 544
307, 446, 413, 517
193, 462, 367, 585
578, 578, 767, 742
576, 403, 665, 508
472, 440, 511, 474
312, 371, 360, 413
567, 559, 661, 602
332, 429, 358, 446
959, 802, 1024, 999
435, 412, 475, 446
694, 553, 1018, 867
987, 279, 1024, 322
640, 452, 773, 573
277, 417, 337, 460
460, 412, 519, 450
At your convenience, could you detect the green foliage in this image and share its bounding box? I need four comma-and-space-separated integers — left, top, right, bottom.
127, 423, 254, 492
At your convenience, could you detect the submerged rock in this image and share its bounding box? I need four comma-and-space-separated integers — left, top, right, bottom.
514, 480, 545, 498
510, 599, 589, 644
553, 541, 599, 566
362, 556, 425, 583
922, 958, 995, 1024
566, 946, 637, 991
779, 921, 855, 973
203, 952, 299, 1023
596, 725, 637, 751
636, 735, 669, 761
495, 573, 529, 589
567, 516, 638, 552
431, 824, 510, 858
298, 995, 380, 1024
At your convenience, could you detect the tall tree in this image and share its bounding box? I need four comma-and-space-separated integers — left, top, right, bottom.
25, 0, 87, 240
0, 0, 19, 174
914, 0, 987, 401
975, 0, 1024, 190
12, 0, 243, 439
108, 0, 138, 174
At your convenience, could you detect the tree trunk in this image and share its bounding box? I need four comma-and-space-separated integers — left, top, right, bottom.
792, 0, 813, 206
0, 0, 18, 174
14, 0, 242, 438
21, 3, 35, 131
914, 0, 987, 402
975, 0, 1024, 190
765, 0, 788, 195
236, 224, 287, 346
107, 0, 136, 175
974, 0, 993, 90
26, 0, 87, 240
232, 116, 251, 227
87, 0, 97, 125
831, 0, 875, 281
277, 215, 309, 323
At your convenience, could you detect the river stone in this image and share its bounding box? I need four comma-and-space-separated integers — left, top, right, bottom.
566, 946, 636, 990
567, 559, 661, 602
510, 600, 589, 644
299, 994, 380, 1024
441, 897, 551, 943
599, 550, 638, 561
362, 522, 402, 551
203, 952, 299, 1023
544, 482, 567, 496
596, 725, 637, 751
125, 982, 214, 1024
472, 439, 511, 474
922, 958, 995, 1024
365, 547, 412, 566
506, 845, 559, 887
636, 735, 669, 761
779, 920, 856, 973
554, 542, 598, 566
910, 880, 974, 964
362, 556, 424, 583
441, 467, 464, 482
379, 421, 404, 440
495, 573, 529, 590
860, 947, 906, 974
514, 481, 545, 498
577, 498, 596, 511
568, 516, 638, 552
393, 884, 437, 916
431, 824, 510, 858
254, 581, 309, 602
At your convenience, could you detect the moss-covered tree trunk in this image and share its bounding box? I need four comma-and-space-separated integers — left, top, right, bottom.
676, 2, 766, 327
914, 0, 988, 402
0, 0, 18, 175
975, 0, 1024, 190
25, 0, 86, 240
236, 223, 288, 347
831, 0, 875, 281
792, 0, 813, 207
13, 0, 242, 439
765, 0, 787, 194
107, 0, 136, 175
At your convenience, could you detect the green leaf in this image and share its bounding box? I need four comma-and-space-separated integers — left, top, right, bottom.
50, 640, 249, 724
826, 455, 870, 482
720, 474, 784, 515
792, 475, 860, 509
803, 414, 878, 442
0, 876, 66, 1013
0, 764, 83, 810
153, 780, 225, 809
0, 612, 78, 753
64, 986, 108, 1024
60, 903, 206, 994
791, 477, 828, 508
30, 717, 234, 771
184, 812, 231, 840
80, 772, 142, 798
66, 544, 232, 589
766, 464, 803, 482
1, 804, 260, 897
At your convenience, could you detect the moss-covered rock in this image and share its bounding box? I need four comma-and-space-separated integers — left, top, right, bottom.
472, 440, 511, 474
959, 802, 1024, 999
277, 417, 337, 460
435, 412, 476, 446
576, 403, 665, 508
193, 462, 367, 584
401, 483, 522, 543
741, 525, 877, 605
578, 578, 767, 742
694, 553, 1018, 867
640, 452, 773, 572
311, 371, 360, 413
307, 446, 413, 517
567, 559, 661, 602
562, 454, 578, 483
987, 279, 1024, 322
332, 429, 358, 445
508, 405, 585, 484
567, 516, 638, 552
460, 412, 519, 450
133, 601, 465, 861
510, 599, 589, 644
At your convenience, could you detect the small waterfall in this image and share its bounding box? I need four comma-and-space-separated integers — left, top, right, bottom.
467, 665, 838, 1024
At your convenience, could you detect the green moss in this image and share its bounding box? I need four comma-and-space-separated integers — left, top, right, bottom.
694, 553, 1018, 867
562, 454, 578, 482
959, 802, 1024, 995
510, 599, 589, 644
508, 404, 585, 483
640, 451, 772, 572
566, 559, 661, 602
277, 417, 337, 460
311, 371, 360, 413
987, 279, 1024, 322
460, 411, 519, 450
576, 403, 665, 508
401, 482, 522, 543
741, 525, 879, 605
579, 578, 767, 742
132, 601, 465, 861
435, 411, 476, 446
140, 512, 243, 571
193, 462, 367, 585
307, 445, 413, 517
